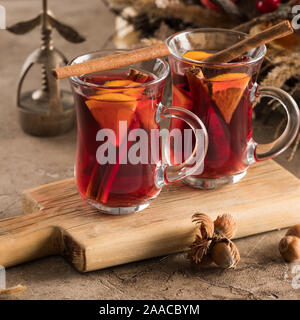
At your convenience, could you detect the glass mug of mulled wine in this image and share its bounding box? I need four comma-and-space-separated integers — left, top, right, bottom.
69, 50, 208, 214
166, 28, 300, 189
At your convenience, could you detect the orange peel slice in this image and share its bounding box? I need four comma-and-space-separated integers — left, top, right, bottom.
183, 50, 212, 61
208, 73, 251, 124
89, 93, 137, 101
103, 80, 140, 87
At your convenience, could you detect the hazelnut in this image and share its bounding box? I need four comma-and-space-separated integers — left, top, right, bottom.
214, 213, 237, 239
286, 225, 300, 239
211, 239, 240, 269
279, 235, 300, 262
192, 213, 214, 239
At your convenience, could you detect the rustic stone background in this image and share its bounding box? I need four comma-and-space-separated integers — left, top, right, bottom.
0, 0, 300, 300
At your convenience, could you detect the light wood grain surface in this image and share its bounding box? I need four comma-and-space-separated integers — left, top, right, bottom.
0, 160, 300, 272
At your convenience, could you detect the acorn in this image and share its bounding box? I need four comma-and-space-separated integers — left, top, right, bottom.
214, 213, 237, 239
286, 225, 300, 239
192, 212, 214, 239
279, 235, 300, 262
211, 239, 240, 269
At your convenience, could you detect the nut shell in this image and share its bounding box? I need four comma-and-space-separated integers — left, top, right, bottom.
214, 214, 237, 239
192, 213, 214, 239
279, 235, 300, 262
211, 239, 240, 269
286, 225, 300, 239
187, 234, 210, 264
198, 254, 213, 267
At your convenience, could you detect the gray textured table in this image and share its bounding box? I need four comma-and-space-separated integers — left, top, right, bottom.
0, 0, 300, 300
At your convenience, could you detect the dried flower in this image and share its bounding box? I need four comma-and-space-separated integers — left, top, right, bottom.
260, 51, 300, 90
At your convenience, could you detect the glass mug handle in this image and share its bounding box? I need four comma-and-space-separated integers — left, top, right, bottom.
156, 104, 208, 187
248, 86, 300, 163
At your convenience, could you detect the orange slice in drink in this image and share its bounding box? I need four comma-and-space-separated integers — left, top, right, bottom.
103, 80, 139, 87
86, 93, 137, 145
183, 50, 212, 61
135, 99, 157, 131
169, 85, 194, 131
96, 79, 144, 97
124, 87, 145, 97
172, 85, 193, 111
208, 73, 251, 124
89, 93, 137, 102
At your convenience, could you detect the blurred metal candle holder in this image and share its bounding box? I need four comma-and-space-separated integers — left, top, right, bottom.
8, 0, 85, 136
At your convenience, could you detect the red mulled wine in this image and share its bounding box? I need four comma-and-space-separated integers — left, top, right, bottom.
170, 51, 256, 179
73, 69, 163, 208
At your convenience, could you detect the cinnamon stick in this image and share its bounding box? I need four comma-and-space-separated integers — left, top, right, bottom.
53, 20, 293, 79
203, 20, 293, 64
54, 43, 170, 79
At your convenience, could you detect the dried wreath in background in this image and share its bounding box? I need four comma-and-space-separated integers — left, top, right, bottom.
103, 0, 300, 159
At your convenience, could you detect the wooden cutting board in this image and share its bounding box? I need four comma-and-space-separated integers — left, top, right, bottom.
1, 160, 300, 272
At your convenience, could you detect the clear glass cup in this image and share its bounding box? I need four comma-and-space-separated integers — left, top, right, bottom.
69, 50, 208, 214
166, 28, 300, 189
